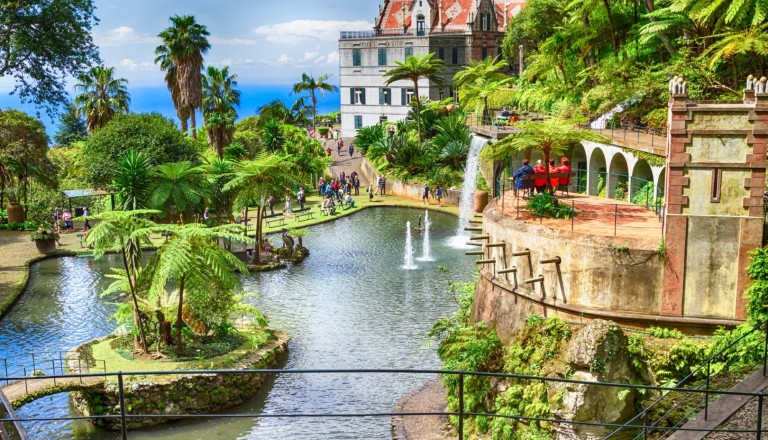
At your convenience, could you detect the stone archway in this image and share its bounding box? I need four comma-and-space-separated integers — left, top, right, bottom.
588, 148, 607, 197
570, 143, 588, 194
608, 154, 629, 200
630, 160, 654, 206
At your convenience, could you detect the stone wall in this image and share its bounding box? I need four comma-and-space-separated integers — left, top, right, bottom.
71, 331, 289, 431
358, 157, 463, 206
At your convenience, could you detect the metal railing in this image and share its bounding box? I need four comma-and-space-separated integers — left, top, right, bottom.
1, 350, 106, 391
607, 321, 768, 439
578, 121, 667, 154
2, 367, 768, 439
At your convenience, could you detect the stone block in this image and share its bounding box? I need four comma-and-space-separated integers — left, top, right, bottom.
669, 176, 690, 186
662, 216, 687, 316
668, 195, 689, 205
670, 153, 691, 163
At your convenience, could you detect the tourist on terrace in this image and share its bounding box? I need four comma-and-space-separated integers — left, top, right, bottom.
533, 160, 547, 194
435, 185, 443, 207
62, 209, 73, 233
512, 160, 534, 198
558, 158, 572, 195
422, 183, 430, 205
549, 160, 560, 192
297, 187, 306, 211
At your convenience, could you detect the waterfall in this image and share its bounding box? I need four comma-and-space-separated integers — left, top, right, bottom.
417, 209, 433, 262
402, 221, 418, 270
449, 136, 487, 247
590, 98, 638, 129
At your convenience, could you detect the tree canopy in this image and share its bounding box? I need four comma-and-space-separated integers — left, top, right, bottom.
0, 0, 100, 112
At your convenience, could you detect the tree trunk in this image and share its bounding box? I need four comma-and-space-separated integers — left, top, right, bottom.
175, 276, 186, 355
180, 117, 188, 135
643, 0, 676, 56
601, 0, 619, 56
256, 206, 263, 264
120, 245, 148, 353
414, 79, 422, 144
311, 89, 317, 129
190, 109, 197, 138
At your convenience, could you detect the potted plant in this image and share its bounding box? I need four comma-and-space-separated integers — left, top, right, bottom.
4, 187, 25, 223
30, 228, 59, 254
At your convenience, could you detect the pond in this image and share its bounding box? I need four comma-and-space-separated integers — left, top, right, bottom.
1, 207, 475, 439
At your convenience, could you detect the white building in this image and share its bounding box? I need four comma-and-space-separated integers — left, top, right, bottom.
338, 0, 525, 137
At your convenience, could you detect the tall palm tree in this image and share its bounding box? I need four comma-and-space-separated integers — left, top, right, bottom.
73, 66, 130, 132
202, 66, 241, 157
482, 118, 608, 195
155, 47, 191, 134
150, 161, 209, 220
156, 15, 211, 138
291, 73, 338, 129
384, 53, 445, 143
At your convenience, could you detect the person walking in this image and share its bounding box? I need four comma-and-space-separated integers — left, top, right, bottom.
378, 175, 386, 196
268, 194, 276, 216
367, 183, 374, 201
297, 187, 306, 211
348, 144, 355, 158
422, 183, 430, 205
435, 185, 443, 207
82, 206, 90, 231
283, 189, 292, 214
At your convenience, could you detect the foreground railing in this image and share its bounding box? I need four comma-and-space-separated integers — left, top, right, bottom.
3, 366, 768, 439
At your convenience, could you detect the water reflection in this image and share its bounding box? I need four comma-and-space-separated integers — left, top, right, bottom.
2, 208, 474, 439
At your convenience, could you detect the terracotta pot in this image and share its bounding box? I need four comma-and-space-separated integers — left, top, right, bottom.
34, 238, 56, 254
6, 202, 25, 223
474, 190, 489, 213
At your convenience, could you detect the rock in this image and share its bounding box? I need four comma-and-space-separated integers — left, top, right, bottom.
550, 320, 653, 440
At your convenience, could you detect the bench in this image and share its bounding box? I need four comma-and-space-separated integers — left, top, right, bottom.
509, 172, 575, 195
266, 218, 285, 228
295, 211, 315, 222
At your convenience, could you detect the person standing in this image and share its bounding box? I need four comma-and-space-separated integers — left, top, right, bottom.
348, 143, 355, 158
353, 174, 360, 195
435, 185, 443, 207
82, 206, 90, 231
297, 187, 306, 211
367, 183, 374, 201
283, 189, 292, 214
52, 208, 61, 234
378, 175, 386, 196
333, 129, 338, 142
62, 209, 73, 233
422, 183, 430, 205
318, 177, 325, 197
203, 207, 210, 223
268, 194, 276, 216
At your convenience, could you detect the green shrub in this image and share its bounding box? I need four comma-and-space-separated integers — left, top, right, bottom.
526, 193, 573, 218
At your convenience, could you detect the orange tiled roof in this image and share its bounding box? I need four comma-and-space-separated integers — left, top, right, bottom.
376, 0, 526, 34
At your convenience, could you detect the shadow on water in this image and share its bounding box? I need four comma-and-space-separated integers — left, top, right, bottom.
2, 207, 475, 439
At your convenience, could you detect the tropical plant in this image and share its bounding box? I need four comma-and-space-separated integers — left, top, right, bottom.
84, 210, 161, 353
431, 113, 472, 171
483, 118, 608, 194
135, 223, 252, 354
460, 77, 515, 122
292, 73, 338, 128
202, 66, 241, 157
453, 56, 510, 89
263, 119, 284, 152
384, 53, 445, 143
156, 15, 211, 137
114, 150, 152, 211
53, 103, 88, 147
73, 66, 130, 132
203, 155, 235, 224
150, 161, 209, 219
353, 124, 386, 155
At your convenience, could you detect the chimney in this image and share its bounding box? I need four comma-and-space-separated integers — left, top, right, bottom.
439, 0, 444, 30
402, 3, 407, 32
504, 3, 509, 29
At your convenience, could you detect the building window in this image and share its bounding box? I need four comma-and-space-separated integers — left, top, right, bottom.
416, 15, 425, 36
380, 88, 392, 105
405, 46, 414, 59
481, 46, 488, 59
378, 48, 387, 66
437, 47, 445, 61
354, 115, 363, 129
379, 116, 388, 123
438, 88, 444, 100
352, 48, 361, 67
481, 13, 489, 31
350, 88, 366, 105
711, 168, 722, 203
451, 47, 458, 64
401, 88, 415, 105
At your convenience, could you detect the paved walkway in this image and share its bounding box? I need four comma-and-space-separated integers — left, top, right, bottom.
324, 132, 370, 188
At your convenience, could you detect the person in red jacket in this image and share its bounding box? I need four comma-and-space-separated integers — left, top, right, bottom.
533, 160, 547, 194
558, 157, 572, 195
548, 159, 560, 191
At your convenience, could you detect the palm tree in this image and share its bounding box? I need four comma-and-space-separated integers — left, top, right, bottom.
156, 15, 211, 138
84, 210, 160, 353
384, 53, 445, 143
136, 223, 252, 354
204, 156, 235, 224
292, 73, 338, 129
155, 47, 191, 134
73, 66, 130, 132
150, 161, 209, 221
461, 77, 515, 124
703, 23, 768, 75
202, 66, 241, 157
223, 153, 296, 263
482, 118, 608, 195
452, 56, 510, 89
114, 150, 152, 210
432, 113, 472, 171
205, 111, 237, 158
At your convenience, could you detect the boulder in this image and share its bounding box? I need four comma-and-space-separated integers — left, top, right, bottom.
550, 320, 653, 439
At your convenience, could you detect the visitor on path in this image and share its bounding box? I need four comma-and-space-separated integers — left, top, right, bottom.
377, 175, 386, 196
422, 183, 430, 205
326, 146, 332, 156
367, 183, 374, 201
203, 207, 210, 222
82, 206, 90, 231
349, 144, 355, 157
336, 139, 342, 156
533, 160, 547, 194
297, 187, 306, 211
512, 160, 534, 198
548, 160, 560, 192
318, 177, 325, 197
52, 208, 61, 233
435, 185, 443, 207
333, 129, 338, 142
61, 209, 73, 233
353, 175, 360, 195
344, 181, 353, 195
268, 194, 276, 216
558, 157, 572, 195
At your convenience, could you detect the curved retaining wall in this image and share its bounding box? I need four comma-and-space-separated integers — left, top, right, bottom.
71, 331, 289, 431
471, 205, 742, 342
358, 157, 462, 206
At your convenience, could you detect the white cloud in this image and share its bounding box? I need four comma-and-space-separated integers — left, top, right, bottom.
210, 36, 259, 46
325, 51, 340, 64
119, 58, 155, 71
277, 54, 290, 64
304, 51, 320, 61
94, 26, 157, 47
252, 19, 372, 45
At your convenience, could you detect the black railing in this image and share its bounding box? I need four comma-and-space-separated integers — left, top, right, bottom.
1, 350, 106, 390
3, 367, 768, 439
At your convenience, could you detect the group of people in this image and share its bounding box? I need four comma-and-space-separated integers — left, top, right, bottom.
52, 207, 89, 233
511, 157, 572, 197
420, 183, 444, 207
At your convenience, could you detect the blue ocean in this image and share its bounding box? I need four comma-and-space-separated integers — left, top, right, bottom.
0, 84, 340, 138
